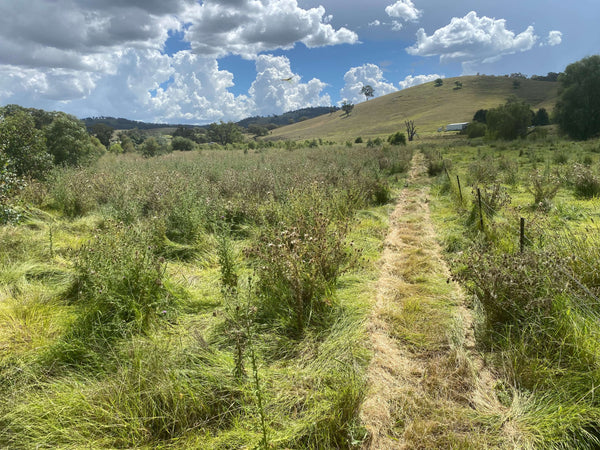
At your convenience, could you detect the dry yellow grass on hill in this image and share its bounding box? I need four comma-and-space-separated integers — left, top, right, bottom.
267, 75, 558, 142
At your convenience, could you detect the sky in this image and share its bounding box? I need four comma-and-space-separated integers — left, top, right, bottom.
0, 0, 597, 125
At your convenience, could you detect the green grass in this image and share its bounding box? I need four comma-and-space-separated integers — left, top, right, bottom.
429, 136, 600, 448
0, 143, 406, 448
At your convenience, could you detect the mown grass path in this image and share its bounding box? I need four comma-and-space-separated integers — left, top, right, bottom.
360, 151, 508, 449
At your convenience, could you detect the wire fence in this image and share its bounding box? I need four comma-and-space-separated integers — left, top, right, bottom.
440, 163, 600, 314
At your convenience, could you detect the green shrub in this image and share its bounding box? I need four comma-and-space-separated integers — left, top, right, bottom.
468, 157, 498, 184
466, 122, 487, 138
571, 163, 600, 198
528, 169, 561, 208
247, 187, 356, 336
387, 132, 406, 146
354, 137, 363, 143
171, 136, 195, 151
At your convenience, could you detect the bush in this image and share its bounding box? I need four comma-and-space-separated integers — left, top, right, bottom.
456, 249, 566, 340
246, 187, 356, 336
387, 132, 406, 146
570, 163, 600, 198
466, 122, 486, 138
171, 136, 195, 151
528, 169, 560, 207
354, 137, 363, 143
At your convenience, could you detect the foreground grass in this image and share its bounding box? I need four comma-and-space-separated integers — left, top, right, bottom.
0, 144, 407, 448
428, 136, 600, 448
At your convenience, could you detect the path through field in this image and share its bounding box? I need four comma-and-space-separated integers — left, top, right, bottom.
360, 151, 510, 448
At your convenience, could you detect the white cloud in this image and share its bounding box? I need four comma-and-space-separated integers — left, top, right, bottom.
544, 30, 562, 46
339, 63, 397, 105
392, 21, 403, 31
249, 54, 331, 116
185, 0, 358, 59
385, 0, 421, 22
369, 20, 381, 27
0, 0, 185, 71
407, 11, 538, 68
0, 0, 355, 123
398, 74, 444, 90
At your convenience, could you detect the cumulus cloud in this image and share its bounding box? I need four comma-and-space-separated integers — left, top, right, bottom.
0, 0, 186, 71
385, 0, 421, 22
249, 55, 331, 116
407, 11, 538, 68
185, 0, 358, 59
543, 30, 562, 46
398, 74, 444, 90
369, 20, 381, 27
0, 0, 355, 123
339, 64, 397, 104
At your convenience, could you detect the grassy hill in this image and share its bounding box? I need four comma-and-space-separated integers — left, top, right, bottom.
267, 75, 559, 141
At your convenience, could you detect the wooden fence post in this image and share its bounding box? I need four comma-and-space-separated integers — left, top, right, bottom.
477, 188, 483, 230
520, 217, 525, 253
456, 175, 463, 203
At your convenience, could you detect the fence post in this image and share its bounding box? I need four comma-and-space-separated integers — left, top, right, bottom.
520, 217, 525, 253
456, 175, 463, 203
477, 188, 483, 230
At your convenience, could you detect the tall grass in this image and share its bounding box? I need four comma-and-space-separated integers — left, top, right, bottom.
0, 143, 409, 448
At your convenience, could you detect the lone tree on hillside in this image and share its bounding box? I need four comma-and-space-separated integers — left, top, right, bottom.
405, 120, 417, 141
434, 78, 444, 87
555, 55, 600, 140
341, 101, 355, 116
361, 85, 374, 101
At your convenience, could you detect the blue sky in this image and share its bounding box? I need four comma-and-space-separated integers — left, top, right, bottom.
0, 0, 597, 124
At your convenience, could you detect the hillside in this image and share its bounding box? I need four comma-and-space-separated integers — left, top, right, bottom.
267, 75, 559, 141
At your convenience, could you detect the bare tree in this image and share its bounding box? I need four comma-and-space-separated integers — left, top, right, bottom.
405, 120, 417, 141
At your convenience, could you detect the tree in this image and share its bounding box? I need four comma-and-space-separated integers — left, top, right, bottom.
361, 85, 374, 101
533, 108, 550, 126
405, 120, 417, 141
555, 55, 600, 140
207, 121, 243, 146
473, 109, 488, 124
434, 78, 444, 87
341, 101, 354, 116
140, 137, 166, 158
454, 81, 463, 90
44, 114, 105, 166
486, 97, 532, 140
91, 123, 114, 148
0, 110, 53, 178
171, 136, 195, 151
247, 124, 269, 137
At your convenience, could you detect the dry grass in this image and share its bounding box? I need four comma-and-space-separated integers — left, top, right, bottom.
268, 76, 558, 141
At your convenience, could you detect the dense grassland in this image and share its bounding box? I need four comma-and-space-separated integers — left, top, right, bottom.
427, 135, 600, 448
0, 143, 412, 448
268, 76, 558, 142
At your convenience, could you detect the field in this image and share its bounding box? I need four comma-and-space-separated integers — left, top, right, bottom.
0, 144, 412, 448
3, 130, 600, 448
